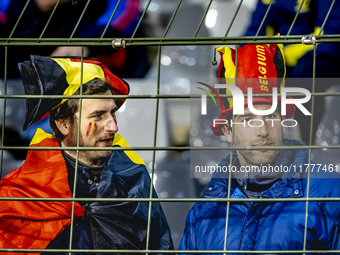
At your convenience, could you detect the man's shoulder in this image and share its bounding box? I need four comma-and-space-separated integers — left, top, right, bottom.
187, 199, 225, 227
187, 177, 232, 225
29, 128, 59, 147
112, 133, 146, 166
307, 169, 340, 197
304, 169, 340, 224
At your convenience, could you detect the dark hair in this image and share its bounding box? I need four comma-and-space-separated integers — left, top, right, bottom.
50, 78, 113, 140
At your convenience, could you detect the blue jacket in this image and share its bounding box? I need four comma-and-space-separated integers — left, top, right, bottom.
179, 139, 340, 253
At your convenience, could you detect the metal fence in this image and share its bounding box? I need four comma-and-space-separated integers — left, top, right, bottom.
1, 0, 340, 253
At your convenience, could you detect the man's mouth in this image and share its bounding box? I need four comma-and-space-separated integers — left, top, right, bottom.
97, 138, 114, 147
253, 142, 273, 146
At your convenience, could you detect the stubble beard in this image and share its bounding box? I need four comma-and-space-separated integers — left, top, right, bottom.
236, 149, 281, 166
77, 134, 112, 166
66, 123, 112, 166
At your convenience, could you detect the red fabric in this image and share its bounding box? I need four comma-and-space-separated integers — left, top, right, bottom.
0, 138, 85, 254
94, 49, 127, 72
212, 44, 295, 136
36, 111, 50, 125
219, 44, 280, 94
70, 58, 129, 105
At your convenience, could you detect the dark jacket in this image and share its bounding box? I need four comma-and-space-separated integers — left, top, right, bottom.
0, 129, 173, 254
244, 0, 340, 78
179, 139, 340, 253
0, 0, 149, 78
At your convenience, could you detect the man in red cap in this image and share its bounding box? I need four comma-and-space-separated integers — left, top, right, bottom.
179, 44, 340, 252
0, 56, 173, 253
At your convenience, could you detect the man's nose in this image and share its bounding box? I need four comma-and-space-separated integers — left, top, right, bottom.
255, 119, 269, 137
105, 115, 118, 133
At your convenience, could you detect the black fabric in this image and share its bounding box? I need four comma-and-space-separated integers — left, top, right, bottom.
0, 0, 105, 78
88, 146, 173, 250
17, 60, 42, 130
62, 151, 104, 202
0, 0, 150, 79
217, 52, 230, 109
18, 55, 68, 130
272, 45, 285, 89
43, 223, 93, 255
45, 147, 173, 254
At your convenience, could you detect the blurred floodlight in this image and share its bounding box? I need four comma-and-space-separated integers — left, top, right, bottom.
161, 55, 172, 66
205, 9, 218, 28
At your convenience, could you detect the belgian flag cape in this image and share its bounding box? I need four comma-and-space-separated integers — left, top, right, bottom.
0, 129, 173, 253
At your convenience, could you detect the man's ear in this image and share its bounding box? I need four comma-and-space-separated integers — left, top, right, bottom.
221, 123, 232, 143
54, 119, 71, 136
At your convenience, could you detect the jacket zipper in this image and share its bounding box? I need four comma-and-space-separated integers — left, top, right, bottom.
244, 171, 249, 190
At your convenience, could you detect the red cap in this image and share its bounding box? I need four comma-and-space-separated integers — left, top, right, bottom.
208, 44, 295, 136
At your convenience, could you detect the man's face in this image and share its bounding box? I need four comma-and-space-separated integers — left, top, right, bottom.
222, 104, 285, 166
62, 90, 118, 166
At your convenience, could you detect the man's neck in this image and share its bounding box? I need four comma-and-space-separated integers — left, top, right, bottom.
64, 150, 107, 167
62, 150, 108, 173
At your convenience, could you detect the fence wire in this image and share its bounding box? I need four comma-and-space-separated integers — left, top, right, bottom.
1, 0, 340, 254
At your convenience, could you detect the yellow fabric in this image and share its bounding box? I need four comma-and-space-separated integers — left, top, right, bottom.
30, 129, 146, 166
295, 0, 311, 13
266, 25, 275, 36
52, 58, 105, 106
30, 128, 53, 146
216, 46, 236, 108
284, 27, 321, 67
113, 133, 146, 166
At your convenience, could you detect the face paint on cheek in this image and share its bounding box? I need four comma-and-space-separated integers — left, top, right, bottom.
89, 121, 95, 135
86, 122, 92, 136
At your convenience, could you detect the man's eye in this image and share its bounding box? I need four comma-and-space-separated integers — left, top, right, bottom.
243, 117, 251, 122
267, 114, 275, 118
93, 114, 102, 119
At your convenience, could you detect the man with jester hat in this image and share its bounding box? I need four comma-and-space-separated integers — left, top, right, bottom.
0, 56, 173, 253
179, 44, 340, 252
